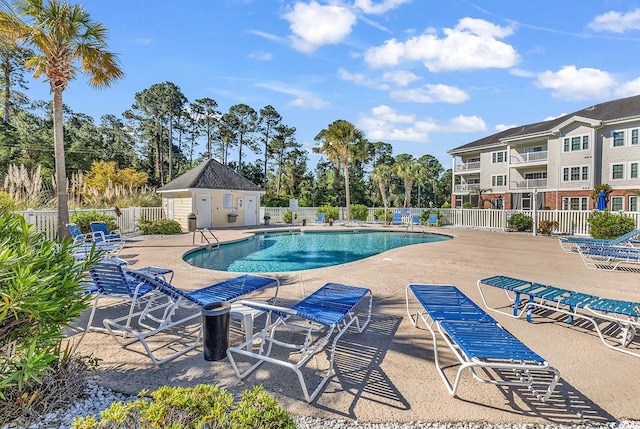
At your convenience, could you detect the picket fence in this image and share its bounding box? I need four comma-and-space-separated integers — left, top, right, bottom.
17, 206, 640, 241
260, 206, 640, 236
17, 206, 165, 241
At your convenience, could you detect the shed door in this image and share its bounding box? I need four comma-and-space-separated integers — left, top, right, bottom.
196, 194, 212, 228
244, 195, 257, 226
166, 196, 174, 219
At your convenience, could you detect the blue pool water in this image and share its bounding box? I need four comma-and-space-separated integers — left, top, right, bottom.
184, 230, 451, 272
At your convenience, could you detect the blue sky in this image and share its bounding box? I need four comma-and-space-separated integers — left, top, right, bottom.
22, 0, 640, 171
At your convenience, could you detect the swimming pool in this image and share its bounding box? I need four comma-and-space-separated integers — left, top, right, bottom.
184, 230, 451, 272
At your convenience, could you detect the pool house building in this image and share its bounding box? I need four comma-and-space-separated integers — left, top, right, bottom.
448, 94, 640, 211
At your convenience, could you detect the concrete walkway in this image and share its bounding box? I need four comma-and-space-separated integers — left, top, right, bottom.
72, 225, 640, 425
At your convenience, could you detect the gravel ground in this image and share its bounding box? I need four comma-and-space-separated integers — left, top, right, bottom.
2, 384, 638, 429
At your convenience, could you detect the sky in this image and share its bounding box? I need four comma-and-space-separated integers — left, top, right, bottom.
19, 0, 640, 171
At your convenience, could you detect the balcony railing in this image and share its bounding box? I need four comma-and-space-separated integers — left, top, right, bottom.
454, 183, 481, 193
511, 150, 548, 164
454, 161, 481, 172
510, 178, 548, 189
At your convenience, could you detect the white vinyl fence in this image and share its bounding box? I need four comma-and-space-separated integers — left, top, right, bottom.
261, 206, 640, 236
17, 206, 165, 241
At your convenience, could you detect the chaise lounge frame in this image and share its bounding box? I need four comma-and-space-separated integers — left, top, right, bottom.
405, 284, 560, 402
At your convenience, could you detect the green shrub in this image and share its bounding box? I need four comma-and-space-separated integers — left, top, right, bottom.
72, 384, 295, 429
462, 202, 473, 209
70, 210, 119, 234
282, 209, 293, 224
374, 208, 392, 223
0, 191, 16, 212
349, 204, 368, 221
587, 211, 635, 239
0, 211, 97, 403
139, 218, 182, 235
507, 213, 533, 231
441, 201, 451, 208
317, 205, 339, 221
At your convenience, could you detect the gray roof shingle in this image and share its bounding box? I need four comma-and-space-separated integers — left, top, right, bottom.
449, 94, 640, 154
157, 159, 263, 192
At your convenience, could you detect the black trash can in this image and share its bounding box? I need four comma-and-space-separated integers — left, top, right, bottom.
187, 213, 197, 232
201, 302, 230, 361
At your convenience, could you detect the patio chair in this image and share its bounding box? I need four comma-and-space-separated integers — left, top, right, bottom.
93, 263, 280, 365
576, 243, 640, 271
391, 212, 403, 225
227, 282, 372, 402
311, 213, 326, 225
405, 284, 560, 402
90, 221, 124, 244
477, 275, 640, 358
405, 214, 422, 231
558, 229, 640, 253
67, 223, 122, 259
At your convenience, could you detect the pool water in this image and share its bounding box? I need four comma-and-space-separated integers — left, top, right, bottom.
184, 230, 451, 272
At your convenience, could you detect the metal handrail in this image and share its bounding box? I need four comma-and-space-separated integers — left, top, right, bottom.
192, 227, 220, 250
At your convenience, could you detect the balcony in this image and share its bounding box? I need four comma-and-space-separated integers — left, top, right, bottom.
454, 183, 481, 193
454, 161, 481, 172
510, 150, 548, 164
510, 178, 548, 190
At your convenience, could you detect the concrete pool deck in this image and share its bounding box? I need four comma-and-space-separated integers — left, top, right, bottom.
72, 225, 640, 425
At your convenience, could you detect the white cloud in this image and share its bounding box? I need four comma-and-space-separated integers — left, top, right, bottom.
248, 50, 273, 61
509, 68, 536, 78
382, 70, 420, 86
283, 1, 357, 53
495, 124, 517, 132
364, 18, 519, 72
535, 66, 616, 100
588, 8, 640, 33
357, 105, 485, 143
614, 76, 640, 98
337, 68, 389, 89
354, 0, 412, 15
391, 83, 469, 103
255, 80, 330, 109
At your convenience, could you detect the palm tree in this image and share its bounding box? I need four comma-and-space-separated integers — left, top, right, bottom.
396, 159, 424, 208
0, 0, 123, 239
370, 164, 392, 222
314, 120, 367, 222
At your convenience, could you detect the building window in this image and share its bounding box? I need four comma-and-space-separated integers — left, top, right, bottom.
633, 129, 639, 145
467, 178, 480, 184
630, 196, 639, 211
524, 172, 547, 179
490, 198, 504, 209
562, 197, 588, 210
524, 146, 546, 153
631, 162, 638, 179
563, 166, 588, 181
611, 196, 624, 211
612, 164, 624, 180
491, 151, 507, 163
613, 131, 625, 147
563, 135, 589, 152
491, 175, 507, 186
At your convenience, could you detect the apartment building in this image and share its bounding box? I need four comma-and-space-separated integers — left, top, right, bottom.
448, 95, 640, 211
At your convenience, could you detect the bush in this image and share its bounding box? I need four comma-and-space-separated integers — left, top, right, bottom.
538, 220, 559, 236
0, 191, 16, 212
441, 201, 451, 208
507, 213, 533, 232
462, 202, 473, 209
317, 205, 339, 221
587, 211, 635, 239
0, 211, 97, 406
349, 204, 368, 221
282, 209, 293, 224
72, 384, 295, 429
70, 210, 119, 234
139, 218, 182, 235
373, 208, 392, 223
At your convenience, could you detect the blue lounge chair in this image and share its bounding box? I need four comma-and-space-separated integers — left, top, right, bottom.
558, 229, 640, 253
67, 223, 122, 259
311, 213, 326, 225
577, 243, 640, 271
227, 283, 372, 402
477, 275, 640, 358
89, 260, 280, 364
391, 212, 403, 225
90, 221, 124, 244
405, 284, 560, 402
